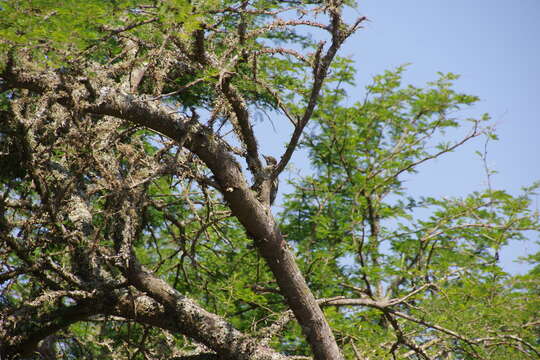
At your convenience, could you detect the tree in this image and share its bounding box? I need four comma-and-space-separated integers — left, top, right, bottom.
0, 1, 538, 359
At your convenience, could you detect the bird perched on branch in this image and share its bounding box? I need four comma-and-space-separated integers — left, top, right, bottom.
263, 155, 279, 206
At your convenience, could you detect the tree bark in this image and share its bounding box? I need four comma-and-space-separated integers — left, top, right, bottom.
2, 64, 344, 359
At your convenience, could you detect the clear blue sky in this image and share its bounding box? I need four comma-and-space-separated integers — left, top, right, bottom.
257, 1, 540, 274
349, 1, 540, 273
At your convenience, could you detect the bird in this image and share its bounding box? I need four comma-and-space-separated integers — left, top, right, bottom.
263, 155, 279, 206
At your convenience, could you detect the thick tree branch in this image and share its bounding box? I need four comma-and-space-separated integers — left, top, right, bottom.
116, 264, 288, 360
2, 43, 344, 360
86, 82, 343, 360
0, 297, 100, 358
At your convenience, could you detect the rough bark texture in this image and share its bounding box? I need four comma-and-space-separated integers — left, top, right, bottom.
0, 3, 366, 358
2, 58, 343, 360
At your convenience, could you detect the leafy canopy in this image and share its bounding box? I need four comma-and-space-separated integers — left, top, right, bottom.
0, 1, 539, 359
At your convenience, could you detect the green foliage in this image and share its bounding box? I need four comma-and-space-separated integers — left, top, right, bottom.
0, 0, 205, 67
1, 0, 538, 358
280, 67, 540, 358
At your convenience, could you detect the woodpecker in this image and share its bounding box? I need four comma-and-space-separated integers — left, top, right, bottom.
263, 155, 279, 206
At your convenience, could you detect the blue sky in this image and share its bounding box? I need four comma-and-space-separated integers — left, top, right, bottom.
350, 0, 539, 198
348, 1, 540, 273
255, 1, 540, 273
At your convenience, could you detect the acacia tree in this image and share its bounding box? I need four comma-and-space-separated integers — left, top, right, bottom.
0, 1, 538, 359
